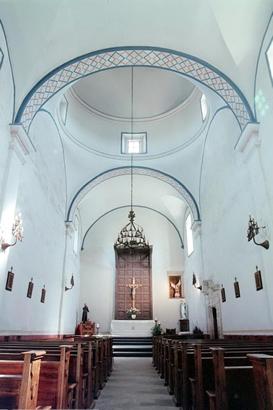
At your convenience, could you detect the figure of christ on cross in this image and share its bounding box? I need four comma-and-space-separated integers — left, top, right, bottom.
128, 277, 142, 309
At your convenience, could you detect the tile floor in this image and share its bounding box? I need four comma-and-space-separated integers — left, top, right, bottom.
94, 357, 175, 410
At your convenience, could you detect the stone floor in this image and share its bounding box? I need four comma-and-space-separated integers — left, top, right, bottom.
94, 357, 175, 410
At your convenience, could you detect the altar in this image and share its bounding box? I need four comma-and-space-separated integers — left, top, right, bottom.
111, 320, 155, 337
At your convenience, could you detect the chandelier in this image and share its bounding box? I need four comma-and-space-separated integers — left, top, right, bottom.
115, 209, 148, 249
114, 68, 149, 249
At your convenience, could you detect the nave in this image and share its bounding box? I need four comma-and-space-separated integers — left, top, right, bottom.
94, 357, 175, 410
0, 2, 273, 409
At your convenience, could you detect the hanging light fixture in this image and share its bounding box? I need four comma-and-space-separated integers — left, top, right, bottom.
115, 68, 149, 250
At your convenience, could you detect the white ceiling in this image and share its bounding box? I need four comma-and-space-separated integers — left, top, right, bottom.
1, 1, 271, 237
0, 0, 271, 112
78, 174, 187, 245
72, 67, 195, 119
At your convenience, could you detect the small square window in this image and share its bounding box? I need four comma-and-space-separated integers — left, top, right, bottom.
121, 132, 147, 154
128, 139, 140, 153
266, 39, 273, 85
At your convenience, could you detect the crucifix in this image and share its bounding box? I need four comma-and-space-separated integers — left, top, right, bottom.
127, 277, 142, 309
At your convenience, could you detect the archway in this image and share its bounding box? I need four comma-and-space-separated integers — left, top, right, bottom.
15, 46, 254, 132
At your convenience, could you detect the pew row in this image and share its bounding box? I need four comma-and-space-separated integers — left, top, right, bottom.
153, 335, 273, 410
0, 350, 45, 410
0, 335, 113, 409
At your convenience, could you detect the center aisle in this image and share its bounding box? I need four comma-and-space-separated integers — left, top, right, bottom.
94, 357, 176, 410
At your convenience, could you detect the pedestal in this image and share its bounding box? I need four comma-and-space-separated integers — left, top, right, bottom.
111, 320, 154, 337
179, 319, 189, 332
75, 321, 95, 336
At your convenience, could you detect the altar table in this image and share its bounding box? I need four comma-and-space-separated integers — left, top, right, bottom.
111, 320, 155, 337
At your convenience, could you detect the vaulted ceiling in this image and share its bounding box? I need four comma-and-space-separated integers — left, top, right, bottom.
1, 0, 272, 247
1, 0, 272, 113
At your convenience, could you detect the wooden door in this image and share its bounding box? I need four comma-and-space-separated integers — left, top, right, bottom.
115, 247, 152, 320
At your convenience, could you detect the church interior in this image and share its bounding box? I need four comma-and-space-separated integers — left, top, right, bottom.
0, 1, 273, 409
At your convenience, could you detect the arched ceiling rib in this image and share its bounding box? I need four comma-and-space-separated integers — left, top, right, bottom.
15, 46, 253, 131
66, 167, 200, 223
73, 173, 189, 249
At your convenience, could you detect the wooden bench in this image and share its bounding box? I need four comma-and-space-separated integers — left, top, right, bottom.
207, 347, 258, 410
155, 337, 273, 410
0, 350, 45, 409
0, 344, 72, 409
0, 335, 113, 409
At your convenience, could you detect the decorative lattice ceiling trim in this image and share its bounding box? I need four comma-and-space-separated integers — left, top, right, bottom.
66, 166, 200, 223
15, 46, 254, 132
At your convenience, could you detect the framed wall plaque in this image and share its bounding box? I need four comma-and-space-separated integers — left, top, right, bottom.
40, 287, 46, 303
5, 269, 14, 291
27, 279, 34, 298
254, 268, 263, 291
234, 278, 240, 298
221, 287, 226, 302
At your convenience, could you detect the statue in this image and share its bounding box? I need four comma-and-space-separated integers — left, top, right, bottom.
180, 302, 188, 320
82, 303, 89, 323
127, 277, 142, 309
170, 278, 181, 298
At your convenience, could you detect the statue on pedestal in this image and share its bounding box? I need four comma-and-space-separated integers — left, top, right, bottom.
82, 303, 89, 323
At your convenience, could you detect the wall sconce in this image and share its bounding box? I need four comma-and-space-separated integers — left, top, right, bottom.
65, 275, 74, 291
247, 215, 269, 249
0, 213, 23, 252
192, 273, 202, 290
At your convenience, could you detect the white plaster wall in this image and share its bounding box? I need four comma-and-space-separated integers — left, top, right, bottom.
79, 207, 185, 333
60, 215, 82, 334
199, 105, 273, 335
183, 216, 207, 333
0, 111, 74, 335
0, 22, 14, 209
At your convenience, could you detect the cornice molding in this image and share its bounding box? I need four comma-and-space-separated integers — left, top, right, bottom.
9, 124, 35, 164
234, 122, 260, 153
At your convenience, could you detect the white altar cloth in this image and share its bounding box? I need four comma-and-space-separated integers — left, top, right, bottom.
111, 320, 154, 337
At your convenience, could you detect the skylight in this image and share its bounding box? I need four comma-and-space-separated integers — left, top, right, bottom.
128, 139, 140, 153
121, 132, 147, 154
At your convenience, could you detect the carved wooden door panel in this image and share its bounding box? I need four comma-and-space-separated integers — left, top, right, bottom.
115, 247, 152, 320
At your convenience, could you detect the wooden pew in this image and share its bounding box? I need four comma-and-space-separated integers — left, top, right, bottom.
207, 347, 258, 410
0, 344, 72, 409
159, 337, 273, 409
0, 350, 45, 409
0, 335, 113, 409
248, 353, 273, 410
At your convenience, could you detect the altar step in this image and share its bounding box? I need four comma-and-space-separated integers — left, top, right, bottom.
113, 337, 153, 357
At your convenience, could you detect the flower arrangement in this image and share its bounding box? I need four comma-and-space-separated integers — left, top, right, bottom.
151, 322, 162, 336
126, 306, 140, 317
